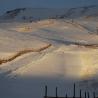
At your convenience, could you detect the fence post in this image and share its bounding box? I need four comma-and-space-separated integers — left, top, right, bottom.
87, 92, 90, 98
73, 83, 76, 98
80, 89, 82, 98
65, 94, 68, 98
93, 92, 96, 98
85, 92, 87, 98
45, 85, 47, 98
56, 87, 58, 98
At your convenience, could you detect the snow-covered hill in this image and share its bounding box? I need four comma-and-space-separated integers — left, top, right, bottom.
0, 5, 98, 98
0, 5, 98, 22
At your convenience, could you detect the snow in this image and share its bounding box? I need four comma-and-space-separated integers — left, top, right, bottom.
0, 5, 98, 98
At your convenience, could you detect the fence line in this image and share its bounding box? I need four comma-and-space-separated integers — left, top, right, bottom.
44, 83, 97, 98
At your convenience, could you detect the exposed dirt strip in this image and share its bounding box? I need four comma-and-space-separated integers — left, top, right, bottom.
0, 44, 52, 65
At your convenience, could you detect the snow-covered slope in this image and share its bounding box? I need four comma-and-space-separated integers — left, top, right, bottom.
0, 5, 98, 98
0, 19, 98, 77
0, 5, 98, 22
0, 8, 67, 22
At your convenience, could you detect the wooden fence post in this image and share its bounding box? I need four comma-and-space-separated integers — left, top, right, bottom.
80, 89, 82, 98
87, 92, 90, 98
73, 83, 76, 98
45, 85, 47, 98
56, 87, 58, 98
93, 92, 96, 98
85, 92, 87, 98
65, 94, 67, 98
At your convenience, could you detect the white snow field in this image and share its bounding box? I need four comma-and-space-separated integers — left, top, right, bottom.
0, 5, 98, 98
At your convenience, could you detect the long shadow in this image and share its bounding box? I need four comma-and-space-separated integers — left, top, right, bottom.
25, 32, 98, 47
0, 73, 76, 98
0, 73, 98, 98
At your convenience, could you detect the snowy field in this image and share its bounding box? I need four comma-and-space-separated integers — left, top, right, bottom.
0, 5, 98, 98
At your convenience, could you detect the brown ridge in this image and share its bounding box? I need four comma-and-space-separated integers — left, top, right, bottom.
0, 44, 52, 65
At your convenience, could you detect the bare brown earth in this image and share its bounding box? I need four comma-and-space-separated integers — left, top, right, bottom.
74, 43, 98, 49
0, 44, 52, 65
